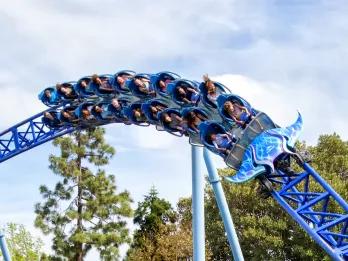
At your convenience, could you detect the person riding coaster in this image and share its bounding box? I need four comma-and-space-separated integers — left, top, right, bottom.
75, 77, 94, 97
90, 74, 116, 95
182, 108, 208, 134
199, 121, 237, 157
38, 87, 60, 106
158, 109, 187, 136
166, 79, 201, 106
59, 106, 79, 125
150, 71, 180, 97
91, 98, 131, 124
109, 98, 132, 124
127, 73, 156, 98
113, 70, 136, 93
141, 99, 168, 124
42, 111, 62, 129
123, 102, 149, 126
75, 102, 97, 123
217, 94, 255, 129
199, 74, 230, 108
56, 82, 78, 100
91, 103, 107, 120
224, 101, 253, 127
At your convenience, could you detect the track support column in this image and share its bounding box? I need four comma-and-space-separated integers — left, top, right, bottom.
0, 233, 11, 261
203, 148, 244, 261
192, 145, 205, 260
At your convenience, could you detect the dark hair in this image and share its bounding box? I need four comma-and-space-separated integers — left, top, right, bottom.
207, 132, 216, 143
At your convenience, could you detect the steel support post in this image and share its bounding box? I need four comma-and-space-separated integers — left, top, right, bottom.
203, 148, 244, 261
192, 145, 205, 260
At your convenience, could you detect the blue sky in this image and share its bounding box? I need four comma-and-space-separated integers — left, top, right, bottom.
1, 0, 348, 260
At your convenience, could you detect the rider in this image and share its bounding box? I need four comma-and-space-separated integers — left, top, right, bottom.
203, 74, 218, 103
81, 108, 94, 120
111, 98, 121, 111
176, 86, 200, 105
186, 111, 207, 133
91, 74, 114, 93
158, 78, 172, 93
80, 79, 89, 91
150, 104, 166, 119
43, 111, 61, 127
56, 83, 76, 98
134, 77, 155, 95
161, 112, 186, 133
116, 74, 132, 90
210, 132, 235, 155
43, 89, 52, 102
61, 109, 78, 123
223, 100, 252, 127
133, 108, 147, 122
92, 105, 104, 118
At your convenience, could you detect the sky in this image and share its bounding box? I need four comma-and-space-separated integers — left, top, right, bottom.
1, 0, 348, 260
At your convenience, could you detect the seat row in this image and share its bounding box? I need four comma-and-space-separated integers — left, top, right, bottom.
40, 71, 276, 169
38, 71, 233, 110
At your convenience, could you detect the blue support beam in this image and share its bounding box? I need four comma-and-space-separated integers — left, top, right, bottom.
191, 145, 205, 261
0, 108, 74, 163
0, 233, 11, 261
267, 163, 348, 261
203, 148, 244, 261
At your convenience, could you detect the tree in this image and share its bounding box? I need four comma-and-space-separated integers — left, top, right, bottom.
34, 127, 133, 261
126, 187, 194, 261
0, 223, 44, 261
133, 186, 177, 238
126, 186, 176, 260
203, 134, 348, 260
176, 197, 192, 231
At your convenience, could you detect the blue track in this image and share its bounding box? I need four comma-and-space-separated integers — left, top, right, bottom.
0, 107, 74, 162
0, 71, 347, 260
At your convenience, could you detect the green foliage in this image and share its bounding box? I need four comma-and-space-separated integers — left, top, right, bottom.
34, 127, 133, 261
0, 223, 44, 261
204, 133, 348, 260
133, 186, 177, 236
176, 197, 192, 230
308, 133, 348, 201
126, 187, 193, 261
131, 186, 177, 249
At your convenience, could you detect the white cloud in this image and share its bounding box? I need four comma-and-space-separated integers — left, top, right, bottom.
0, 86, 46, 129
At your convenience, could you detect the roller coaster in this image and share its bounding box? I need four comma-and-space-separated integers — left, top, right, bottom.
0, 70, 347, 260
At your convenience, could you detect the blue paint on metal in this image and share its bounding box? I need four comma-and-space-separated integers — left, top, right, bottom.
0, 107, 74, 163
265, 165, 348, 260
192, 145, 205, 261
227, 112, 303, 183
203, 148, 244, 261
0, 233, 11, 261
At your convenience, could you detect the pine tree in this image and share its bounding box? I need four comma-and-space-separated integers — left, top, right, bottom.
126, 186, 179, 260
126, 191, 214, 260
34, 127, 133, 261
